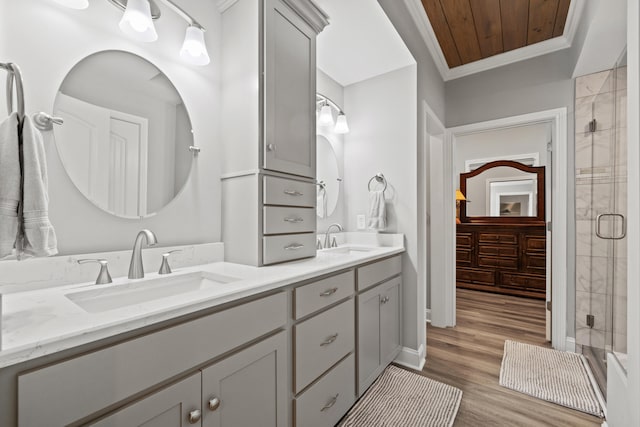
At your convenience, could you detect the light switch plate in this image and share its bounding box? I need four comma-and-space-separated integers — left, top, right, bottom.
357, 214, 366, 230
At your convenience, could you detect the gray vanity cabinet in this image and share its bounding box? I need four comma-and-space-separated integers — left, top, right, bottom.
356, 257, 402, 396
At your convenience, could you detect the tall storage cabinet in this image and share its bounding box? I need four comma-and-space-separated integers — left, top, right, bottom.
221, 0, 329, 266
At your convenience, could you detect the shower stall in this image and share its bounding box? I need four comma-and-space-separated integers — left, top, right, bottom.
575, 49, 628, 395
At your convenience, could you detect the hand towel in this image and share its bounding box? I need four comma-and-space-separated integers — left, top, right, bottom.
317, 187, 327, 219
0, 113, 21, 258
18, 114, 58, 259
367, 190, 386, 231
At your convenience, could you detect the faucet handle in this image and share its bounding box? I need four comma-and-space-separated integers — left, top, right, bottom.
158, 250, 181, 275
316, 238, 323, 250
78, 259, 113, 285
331, 237, 338, 248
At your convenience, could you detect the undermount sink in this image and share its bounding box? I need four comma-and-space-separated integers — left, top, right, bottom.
320, 245, 377, 255
65, 272, 239, 313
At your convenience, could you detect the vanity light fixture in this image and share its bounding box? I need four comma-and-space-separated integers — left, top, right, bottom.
53, 0, 211, 66
316, 93, 350, 134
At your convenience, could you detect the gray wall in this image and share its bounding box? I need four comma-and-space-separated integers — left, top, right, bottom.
445, 50, 577, 337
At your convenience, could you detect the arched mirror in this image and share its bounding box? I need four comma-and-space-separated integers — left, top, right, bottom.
53, 51, 194, 218
460, 160, 545, 223
316, 135, 340, 218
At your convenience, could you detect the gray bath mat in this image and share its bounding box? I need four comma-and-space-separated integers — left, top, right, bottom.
499, 340, 604, 417
339, 365, 462, 427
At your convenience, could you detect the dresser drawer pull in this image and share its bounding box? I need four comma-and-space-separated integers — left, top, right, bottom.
381, 296, 390, 304
188, 409, 202, 424
319, 287, 338, 297
284, 189, 304, 196
284, 243, 305, 250
320, 333, 339, 347
321, 394, 339, 412
208, 397, 221, 411
284, 217, 304, 223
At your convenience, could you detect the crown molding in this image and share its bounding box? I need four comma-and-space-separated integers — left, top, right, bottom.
216, 0, 238, 13
282, 0, 330, 34
404, 0, 585, 81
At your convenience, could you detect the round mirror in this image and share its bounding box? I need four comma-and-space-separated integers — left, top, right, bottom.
53, 51, 194, 218
316, 135, 340, 218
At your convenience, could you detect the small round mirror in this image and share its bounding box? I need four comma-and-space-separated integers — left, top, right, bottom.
53, 51, 194, 218
316, 135, 340, 218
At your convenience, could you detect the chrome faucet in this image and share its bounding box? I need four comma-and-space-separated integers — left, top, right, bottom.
324, 223, 343, 249
128, 229, 158, 279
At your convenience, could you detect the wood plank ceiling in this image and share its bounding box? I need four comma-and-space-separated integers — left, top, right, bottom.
421, 0, 571, 68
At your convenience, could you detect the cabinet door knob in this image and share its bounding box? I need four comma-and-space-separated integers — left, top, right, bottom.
188, 409, 202, 424
319, 287, 338, 297
381, 296, 390, 305
208, 397, 221, 411
267, 143, 276, 151
320, 333, 338, 347
321, 394, 339, 412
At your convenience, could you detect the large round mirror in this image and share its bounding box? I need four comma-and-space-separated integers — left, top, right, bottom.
53, 51, 194, 218
316, 135, 340, 218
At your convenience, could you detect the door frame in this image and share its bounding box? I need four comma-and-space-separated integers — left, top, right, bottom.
433, 108, 568, 351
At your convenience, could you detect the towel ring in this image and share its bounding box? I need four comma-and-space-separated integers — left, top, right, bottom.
368, 173, 387, 192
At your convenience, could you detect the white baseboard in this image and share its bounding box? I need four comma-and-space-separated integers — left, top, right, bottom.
565, 337, 576, 352
394, 345, 426, 371
425, 308, 431, 323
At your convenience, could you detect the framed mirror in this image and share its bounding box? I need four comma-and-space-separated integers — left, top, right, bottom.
460, 160, 545, 223
53, 51, 194, 219
316, 135, 340, 218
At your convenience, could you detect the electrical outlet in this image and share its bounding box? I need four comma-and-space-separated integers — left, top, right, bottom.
357, 214, 366, 230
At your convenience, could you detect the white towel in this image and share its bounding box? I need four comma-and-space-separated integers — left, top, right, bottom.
18, 115, 57, 259
0, 113, 21, 258
367, 190, 386, 231
317, 187, 327, 218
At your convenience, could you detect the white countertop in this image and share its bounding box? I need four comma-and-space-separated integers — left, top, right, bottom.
0, 243, 403, 369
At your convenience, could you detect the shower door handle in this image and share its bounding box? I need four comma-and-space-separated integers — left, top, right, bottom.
595, 213, 626, 240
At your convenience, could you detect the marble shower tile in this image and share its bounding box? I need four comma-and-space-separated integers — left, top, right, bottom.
576, 256, 608, 294
613, 332, 627, 354
616, 89, 627, 129
614, 257, 627, 298
575, 96, 594, 135
594, 91, 615, 131
576, 70, 612, 98
613, 295, 627, 335
575, 133, 592, 171
575, 184, 592, 220
576, 291, 607, 330
615, 66, 627, 91
576, 220, 609, 257
576, 327, 605, 349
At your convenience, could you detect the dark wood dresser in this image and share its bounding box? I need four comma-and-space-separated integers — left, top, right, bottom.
456, 223, 546, 299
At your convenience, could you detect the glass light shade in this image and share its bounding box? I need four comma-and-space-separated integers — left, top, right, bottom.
52, 0, 89, 9
119, 0, 158, 42
180, 26, 211, 66
318, 104, 334, 126
334, 113, 349, 134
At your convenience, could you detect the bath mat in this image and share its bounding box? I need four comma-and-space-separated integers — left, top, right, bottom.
338, 365, 462, 427
499, 340, 604, 417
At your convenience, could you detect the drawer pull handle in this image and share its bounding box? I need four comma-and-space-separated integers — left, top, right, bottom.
381, 296, 390, 305
321, 394, 339, 412
320, 287, 338, 297
208, 397, 221, 411
284, 189, 304, 196
188, 409, 202, 424
284, 217, 304, 223
285, 244, 305, 250
320, 333, 339, 347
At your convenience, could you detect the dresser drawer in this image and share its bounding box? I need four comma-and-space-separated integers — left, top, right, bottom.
294, 354, 356, 427
456, 233, 473, 248
263, 206, 315, 234
457, 268, 495, 285
478, 256, 518, 270
263, 233, 316, 265
478, 244, 518, 257
356, 255, 402, 291
263, 176, 316, 207
456, 249, 473, 266
293, 270, 355, 320
294, 299, 355, 393
478, 233, 518, 245
501, 272, 546, 290
523, 235, 546, 252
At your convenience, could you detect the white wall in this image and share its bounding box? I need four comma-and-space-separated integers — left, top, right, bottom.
0, 0, 221, 255
344, 65, 419, 350
316, 69, 346, 232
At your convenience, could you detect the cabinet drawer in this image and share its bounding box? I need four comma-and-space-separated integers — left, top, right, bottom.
456, 249, 473, 266
501, 272, 546, 290
18, 293, 287, 427
294, 354, 355, 427
356, 255, 402, 291
478, 233, 517, 245
523, 254, 546, 272
456, 268, 495, 285
294, 299, 355, 393
263, 206, 315, 234
524, 235, 546, 252
263, 176, 315, 207
478, 244, 518, 257
293, 270, 355, 320
456, 233, 473, 248
263, 233, 316, 264
478, 256, 518, 270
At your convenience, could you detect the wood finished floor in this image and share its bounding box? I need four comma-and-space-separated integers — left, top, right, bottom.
418, 289, 602, 427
